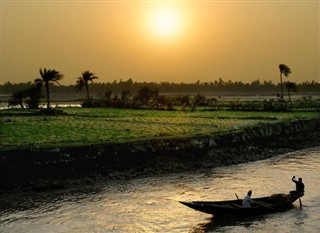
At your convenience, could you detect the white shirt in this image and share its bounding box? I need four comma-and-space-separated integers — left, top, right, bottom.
242, 194, 252, 208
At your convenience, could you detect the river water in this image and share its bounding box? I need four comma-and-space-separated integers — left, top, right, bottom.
0, 147, 319, 233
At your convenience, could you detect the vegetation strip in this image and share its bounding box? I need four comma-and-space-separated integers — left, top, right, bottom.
1, 108, 319, 150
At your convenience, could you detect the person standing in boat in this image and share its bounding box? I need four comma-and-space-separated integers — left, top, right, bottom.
242, 190, 253, 208
290, 176, 305, 197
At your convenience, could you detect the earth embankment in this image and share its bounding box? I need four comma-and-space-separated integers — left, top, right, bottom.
1, 118, 319, 192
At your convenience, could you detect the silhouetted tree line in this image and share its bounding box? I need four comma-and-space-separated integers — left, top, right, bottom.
4, 81, 319, 112
2, 65, 319, 112
2, 78, 320, 95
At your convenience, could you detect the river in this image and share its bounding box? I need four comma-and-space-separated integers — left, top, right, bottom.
0, 147, 319, 233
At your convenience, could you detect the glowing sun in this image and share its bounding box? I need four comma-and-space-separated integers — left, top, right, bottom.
149, 7, 182, 39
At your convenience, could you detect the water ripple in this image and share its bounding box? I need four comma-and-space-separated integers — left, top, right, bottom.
0, 147, 319, 233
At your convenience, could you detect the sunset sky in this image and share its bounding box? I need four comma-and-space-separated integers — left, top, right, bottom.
1, 0, 319, 85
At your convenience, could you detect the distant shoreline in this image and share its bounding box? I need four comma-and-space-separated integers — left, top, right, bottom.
1, 92, 319, 109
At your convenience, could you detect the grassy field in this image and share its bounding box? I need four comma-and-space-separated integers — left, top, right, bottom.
0, 108, 319, 150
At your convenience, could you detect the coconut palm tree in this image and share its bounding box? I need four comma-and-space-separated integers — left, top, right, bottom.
76, 70, 99, 101
279, 64, 292, 100
285, 81, 298, 101
35, 68, 64, 109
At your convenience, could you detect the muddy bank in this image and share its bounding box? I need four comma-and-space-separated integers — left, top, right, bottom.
1, 118, 319, 192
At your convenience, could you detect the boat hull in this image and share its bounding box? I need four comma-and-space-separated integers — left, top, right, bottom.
180, 193, 299, 217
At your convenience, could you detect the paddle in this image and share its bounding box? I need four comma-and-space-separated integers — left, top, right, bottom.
235, 193, 239, 200
299, 197, 302, 209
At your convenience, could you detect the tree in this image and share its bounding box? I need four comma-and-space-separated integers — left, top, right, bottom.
9, 90, 26, 108
191, 93, 206, 111
134, 86, 159, 106
9, 82, 43, 109
35, 68, 64, 109
121, 90, 132, 102
176, 95, 190, 111
76, 70, 99, 101
27, 82, 43, 109
104, 90, 113, 106
285, 81, 298, 101
279, 64, 292, 100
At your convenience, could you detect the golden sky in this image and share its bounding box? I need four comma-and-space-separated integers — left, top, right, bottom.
1, 0, 319, 85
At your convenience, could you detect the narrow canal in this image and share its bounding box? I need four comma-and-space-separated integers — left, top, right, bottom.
0, 147, 319, 232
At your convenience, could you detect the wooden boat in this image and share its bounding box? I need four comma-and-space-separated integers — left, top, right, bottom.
180, 192, 301, 217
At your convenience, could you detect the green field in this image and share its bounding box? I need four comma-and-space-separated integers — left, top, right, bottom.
0, 108, 319, 150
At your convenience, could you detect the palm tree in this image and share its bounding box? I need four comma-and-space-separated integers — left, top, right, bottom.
279, 64, 292, 100
76, 71, 99, 101
285, 81, 298, 101
35, 68, 64, 109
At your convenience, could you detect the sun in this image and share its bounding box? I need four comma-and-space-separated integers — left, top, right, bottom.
149, 7, 183, 40
153, 10, 179, 36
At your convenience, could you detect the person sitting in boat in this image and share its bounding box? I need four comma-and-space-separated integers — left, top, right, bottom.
290, 176, 305, 197
242, 190, 253, 208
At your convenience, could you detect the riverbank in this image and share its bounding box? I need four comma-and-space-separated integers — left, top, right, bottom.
1, 118, 319, 193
